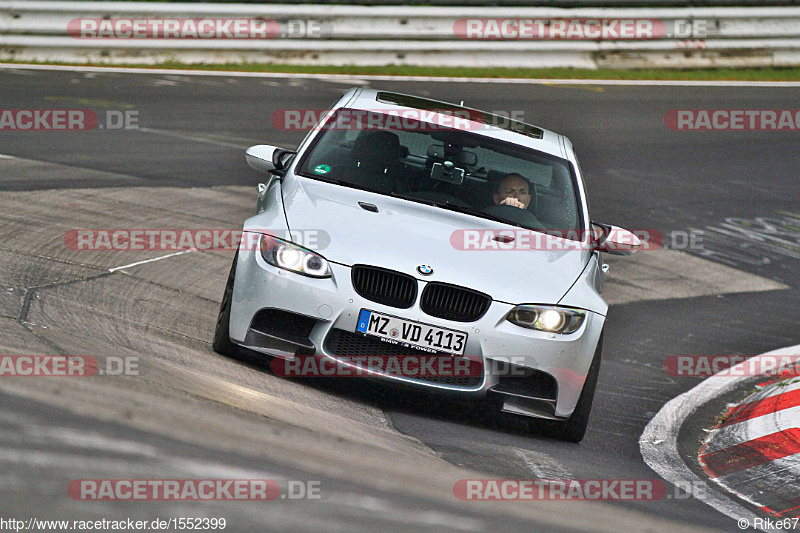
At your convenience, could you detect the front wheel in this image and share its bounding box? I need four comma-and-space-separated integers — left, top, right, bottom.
212, 251, 239, 357
556, 331, 603, 443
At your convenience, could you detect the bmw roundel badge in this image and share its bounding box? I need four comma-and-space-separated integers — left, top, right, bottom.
417, 265, 433, 276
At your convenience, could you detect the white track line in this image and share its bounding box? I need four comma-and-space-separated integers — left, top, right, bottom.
108, 249, 196, 273
640, 344, 800, 531
2, 63, 800, 87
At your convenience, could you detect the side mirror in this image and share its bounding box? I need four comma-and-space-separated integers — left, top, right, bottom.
592, 222, 641, 256
245, 145, 295, 175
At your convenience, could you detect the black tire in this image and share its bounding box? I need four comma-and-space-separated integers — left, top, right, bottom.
557, 331, 603, 443
212, 252, 239, 357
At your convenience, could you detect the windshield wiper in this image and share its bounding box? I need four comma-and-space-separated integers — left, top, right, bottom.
302, 174, 384, 195
390, 192, 525, 229
389, 191, 439, 206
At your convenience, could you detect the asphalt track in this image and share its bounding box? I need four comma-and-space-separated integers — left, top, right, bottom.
1, 66, 799, 532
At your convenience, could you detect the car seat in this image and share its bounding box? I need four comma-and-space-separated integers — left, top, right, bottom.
342, 130, 403, 192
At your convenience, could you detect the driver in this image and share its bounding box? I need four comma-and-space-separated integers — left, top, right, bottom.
482, 172, 545, 231
493, 173, 531, 210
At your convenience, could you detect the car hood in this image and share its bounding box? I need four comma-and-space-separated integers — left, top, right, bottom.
281, 176, 589, 305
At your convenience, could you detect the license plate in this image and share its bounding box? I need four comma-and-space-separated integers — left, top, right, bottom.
356, 309, 467, 356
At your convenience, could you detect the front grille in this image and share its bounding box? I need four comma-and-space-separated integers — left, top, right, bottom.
325, 329, 482, 387
351, 265, 417, 309
420, 282, 491, 322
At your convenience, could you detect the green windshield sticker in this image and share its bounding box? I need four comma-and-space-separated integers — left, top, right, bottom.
313, 164, 331, 174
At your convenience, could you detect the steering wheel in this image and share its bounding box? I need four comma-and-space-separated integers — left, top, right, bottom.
486, 203, 548, 232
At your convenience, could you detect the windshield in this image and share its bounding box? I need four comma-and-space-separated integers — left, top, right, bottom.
296, 108, 583, 236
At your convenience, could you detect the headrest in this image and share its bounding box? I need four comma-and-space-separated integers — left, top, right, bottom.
353, 131, 402, 166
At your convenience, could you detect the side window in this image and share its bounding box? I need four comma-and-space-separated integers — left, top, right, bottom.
302, 129, 348, 173
292, 95, 343, 156
392, 130, 429, 158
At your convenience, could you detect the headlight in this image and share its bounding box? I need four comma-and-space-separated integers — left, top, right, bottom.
260, 234, 331, 278
505, 305, 586, 334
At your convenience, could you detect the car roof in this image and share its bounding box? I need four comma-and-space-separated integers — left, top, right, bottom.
342, 88, 568, 159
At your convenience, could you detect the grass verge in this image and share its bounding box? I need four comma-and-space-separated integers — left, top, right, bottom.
3, 60, 800, 81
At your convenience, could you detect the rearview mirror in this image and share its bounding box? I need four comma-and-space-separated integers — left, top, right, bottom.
592, 222, 641, 256
246, 145, 295, 175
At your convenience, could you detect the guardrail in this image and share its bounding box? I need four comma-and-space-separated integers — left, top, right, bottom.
2, 1, 799, 68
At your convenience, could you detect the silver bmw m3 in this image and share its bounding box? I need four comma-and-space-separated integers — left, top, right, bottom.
213, 88, 640, 442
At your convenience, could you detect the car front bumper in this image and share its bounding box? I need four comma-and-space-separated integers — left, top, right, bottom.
228, 244, 605, 419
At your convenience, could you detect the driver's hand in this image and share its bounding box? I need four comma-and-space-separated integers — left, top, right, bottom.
500, 197, 525, 209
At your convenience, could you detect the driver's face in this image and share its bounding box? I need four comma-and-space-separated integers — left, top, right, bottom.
493, 176, 531, 209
